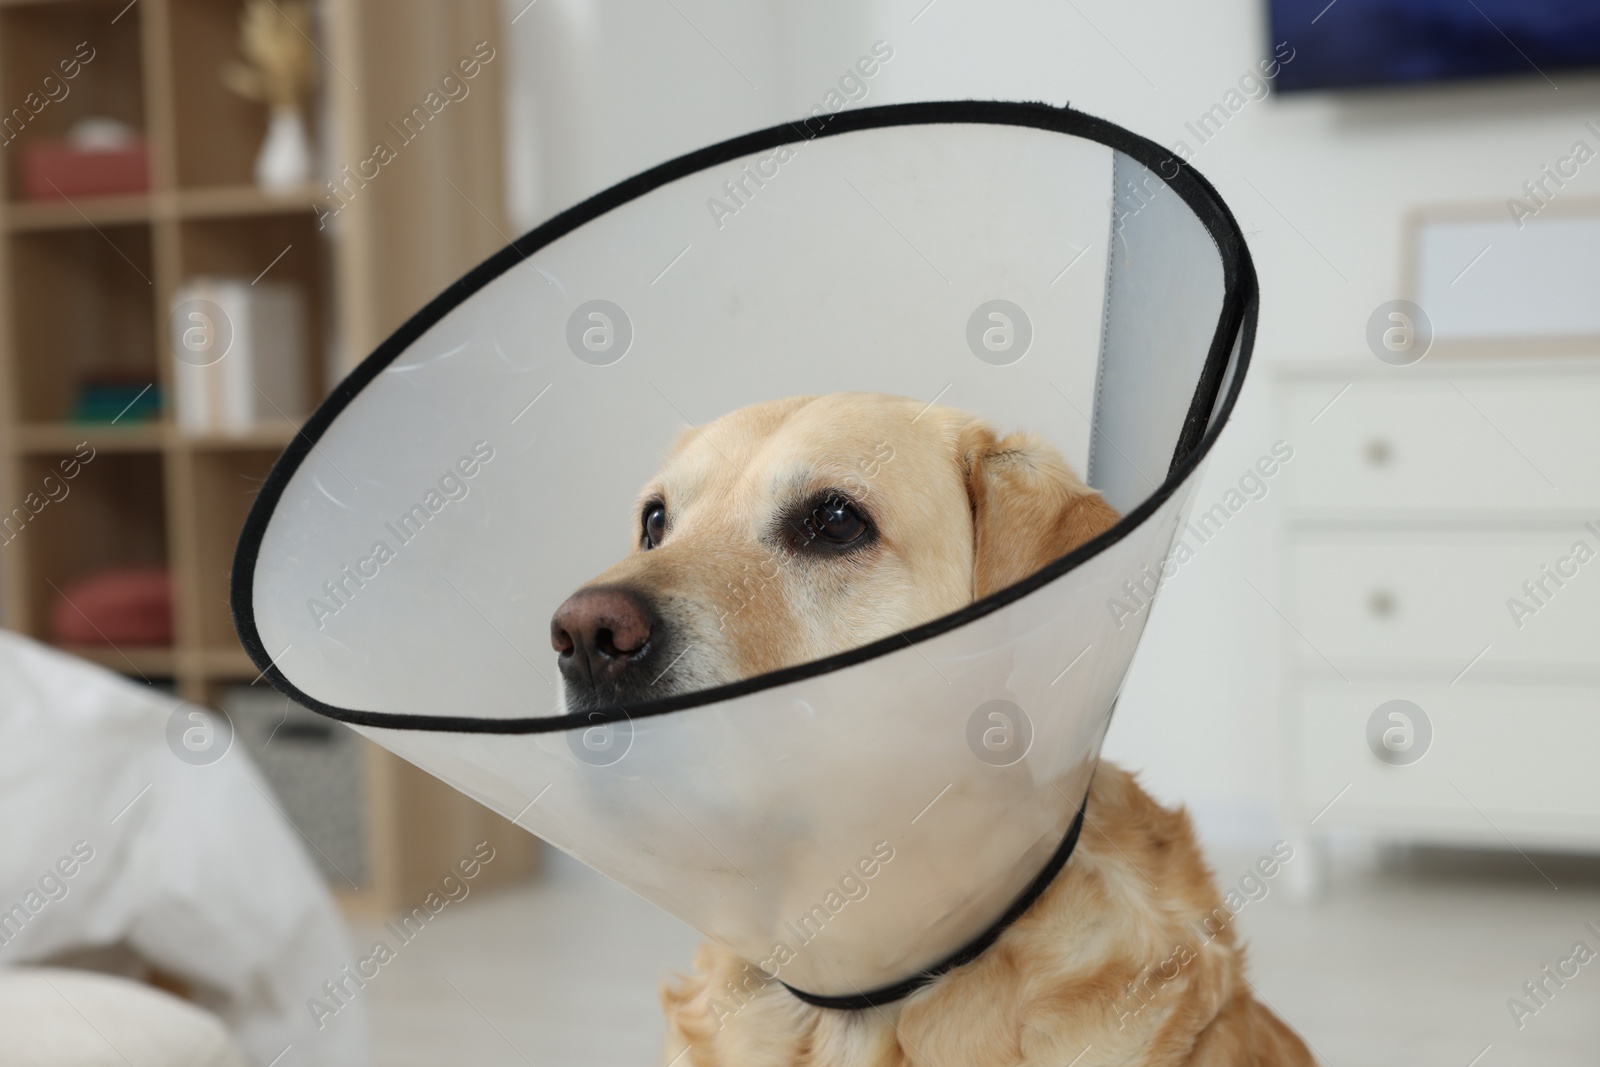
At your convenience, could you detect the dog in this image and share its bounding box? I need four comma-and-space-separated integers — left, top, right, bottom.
550, 393, 1313, 1066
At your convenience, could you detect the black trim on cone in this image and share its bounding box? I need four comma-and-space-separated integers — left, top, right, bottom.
231, 99, 1258, 734
782, 795, 1090, 1011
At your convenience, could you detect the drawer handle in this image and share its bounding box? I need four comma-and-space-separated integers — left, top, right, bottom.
1364, 438, 1393, 466
1368, 590, 1396, 618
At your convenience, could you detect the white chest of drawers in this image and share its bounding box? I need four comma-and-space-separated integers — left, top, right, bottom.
1274, 357, 1600, 884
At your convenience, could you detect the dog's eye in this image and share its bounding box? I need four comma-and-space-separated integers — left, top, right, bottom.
642, 503, 666, 549
809, 498, 865, 545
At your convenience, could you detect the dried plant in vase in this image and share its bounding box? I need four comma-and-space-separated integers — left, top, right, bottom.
221, 0, 315, 190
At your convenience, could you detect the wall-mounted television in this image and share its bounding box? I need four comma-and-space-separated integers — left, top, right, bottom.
1270, 0, 1600, 92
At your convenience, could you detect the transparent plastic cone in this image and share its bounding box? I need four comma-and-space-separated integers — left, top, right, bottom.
233, 103, 1256, 1000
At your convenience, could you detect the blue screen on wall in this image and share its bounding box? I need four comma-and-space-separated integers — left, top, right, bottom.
1270, 0, 1600, 92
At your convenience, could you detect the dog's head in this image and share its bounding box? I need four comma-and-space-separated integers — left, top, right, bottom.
550, 393, 1118, 711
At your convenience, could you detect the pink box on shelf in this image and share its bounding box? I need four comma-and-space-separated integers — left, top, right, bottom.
21, 138, 149, 200
49, 565, 173, 646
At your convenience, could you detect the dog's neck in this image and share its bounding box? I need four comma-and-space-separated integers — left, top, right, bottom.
660, 764, 1312, 1067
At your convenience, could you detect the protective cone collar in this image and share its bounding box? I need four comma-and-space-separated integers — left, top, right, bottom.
233, 101, 1257, 1008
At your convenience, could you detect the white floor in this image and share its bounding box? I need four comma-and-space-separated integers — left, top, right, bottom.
349, 850, 700, 1066
351, 845, 1600, 1066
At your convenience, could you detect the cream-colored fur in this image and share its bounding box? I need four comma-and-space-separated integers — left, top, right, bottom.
660, 765, 1312, 1066
570, 393, 1120, 686
565, 393, 1312, 1066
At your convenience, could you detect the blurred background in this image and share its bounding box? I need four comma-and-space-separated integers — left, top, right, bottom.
0, 0, 1596, 1064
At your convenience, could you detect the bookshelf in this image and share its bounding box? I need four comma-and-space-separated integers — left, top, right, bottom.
0, 0, 536, 915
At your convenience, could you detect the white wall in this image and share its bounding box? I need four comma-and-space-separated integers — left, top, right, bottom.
504, 0, 1600, 846
503, 0, 879, 229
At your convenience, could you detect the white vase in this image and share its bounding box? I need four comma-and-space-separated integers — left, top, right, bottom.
255, 106, 311, 190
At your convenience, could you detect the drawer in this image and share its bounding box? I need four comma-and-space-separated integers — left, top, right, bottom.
1280, 377, 1600, 513
1294, 682, 1600, 835
1288, 530, 1600, 670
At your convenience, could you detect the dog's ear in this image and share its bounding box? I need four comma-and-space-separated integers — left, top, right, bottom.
960, 423, 1120, 600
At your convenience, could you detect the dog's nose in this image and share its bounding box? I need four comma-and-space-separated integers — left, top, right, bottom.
551, 586, 657, 693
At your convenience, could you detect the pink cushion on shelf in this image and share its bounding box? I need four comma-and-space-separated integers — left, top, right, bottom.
21, 139, 150, 200
51, 565, 173, 646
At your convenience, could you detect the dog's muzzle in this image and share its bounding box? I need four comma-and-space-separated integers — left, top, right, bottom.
550, 584, 673, 710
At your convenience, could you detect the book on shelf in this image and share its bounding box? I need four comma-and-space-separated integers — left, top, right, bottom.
171, 277, 307, 436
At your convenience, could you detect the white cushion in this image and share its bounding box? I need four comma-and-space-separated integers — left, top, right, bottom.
0, 968, 249, 1067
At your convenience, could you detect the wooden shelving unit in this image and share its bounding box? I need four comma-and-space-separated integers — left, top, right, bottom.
0, 0, 535, 915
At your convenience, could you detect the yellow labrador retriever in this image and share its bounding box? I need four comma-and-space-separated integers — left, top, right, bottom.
550, 393, 1313, 1067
